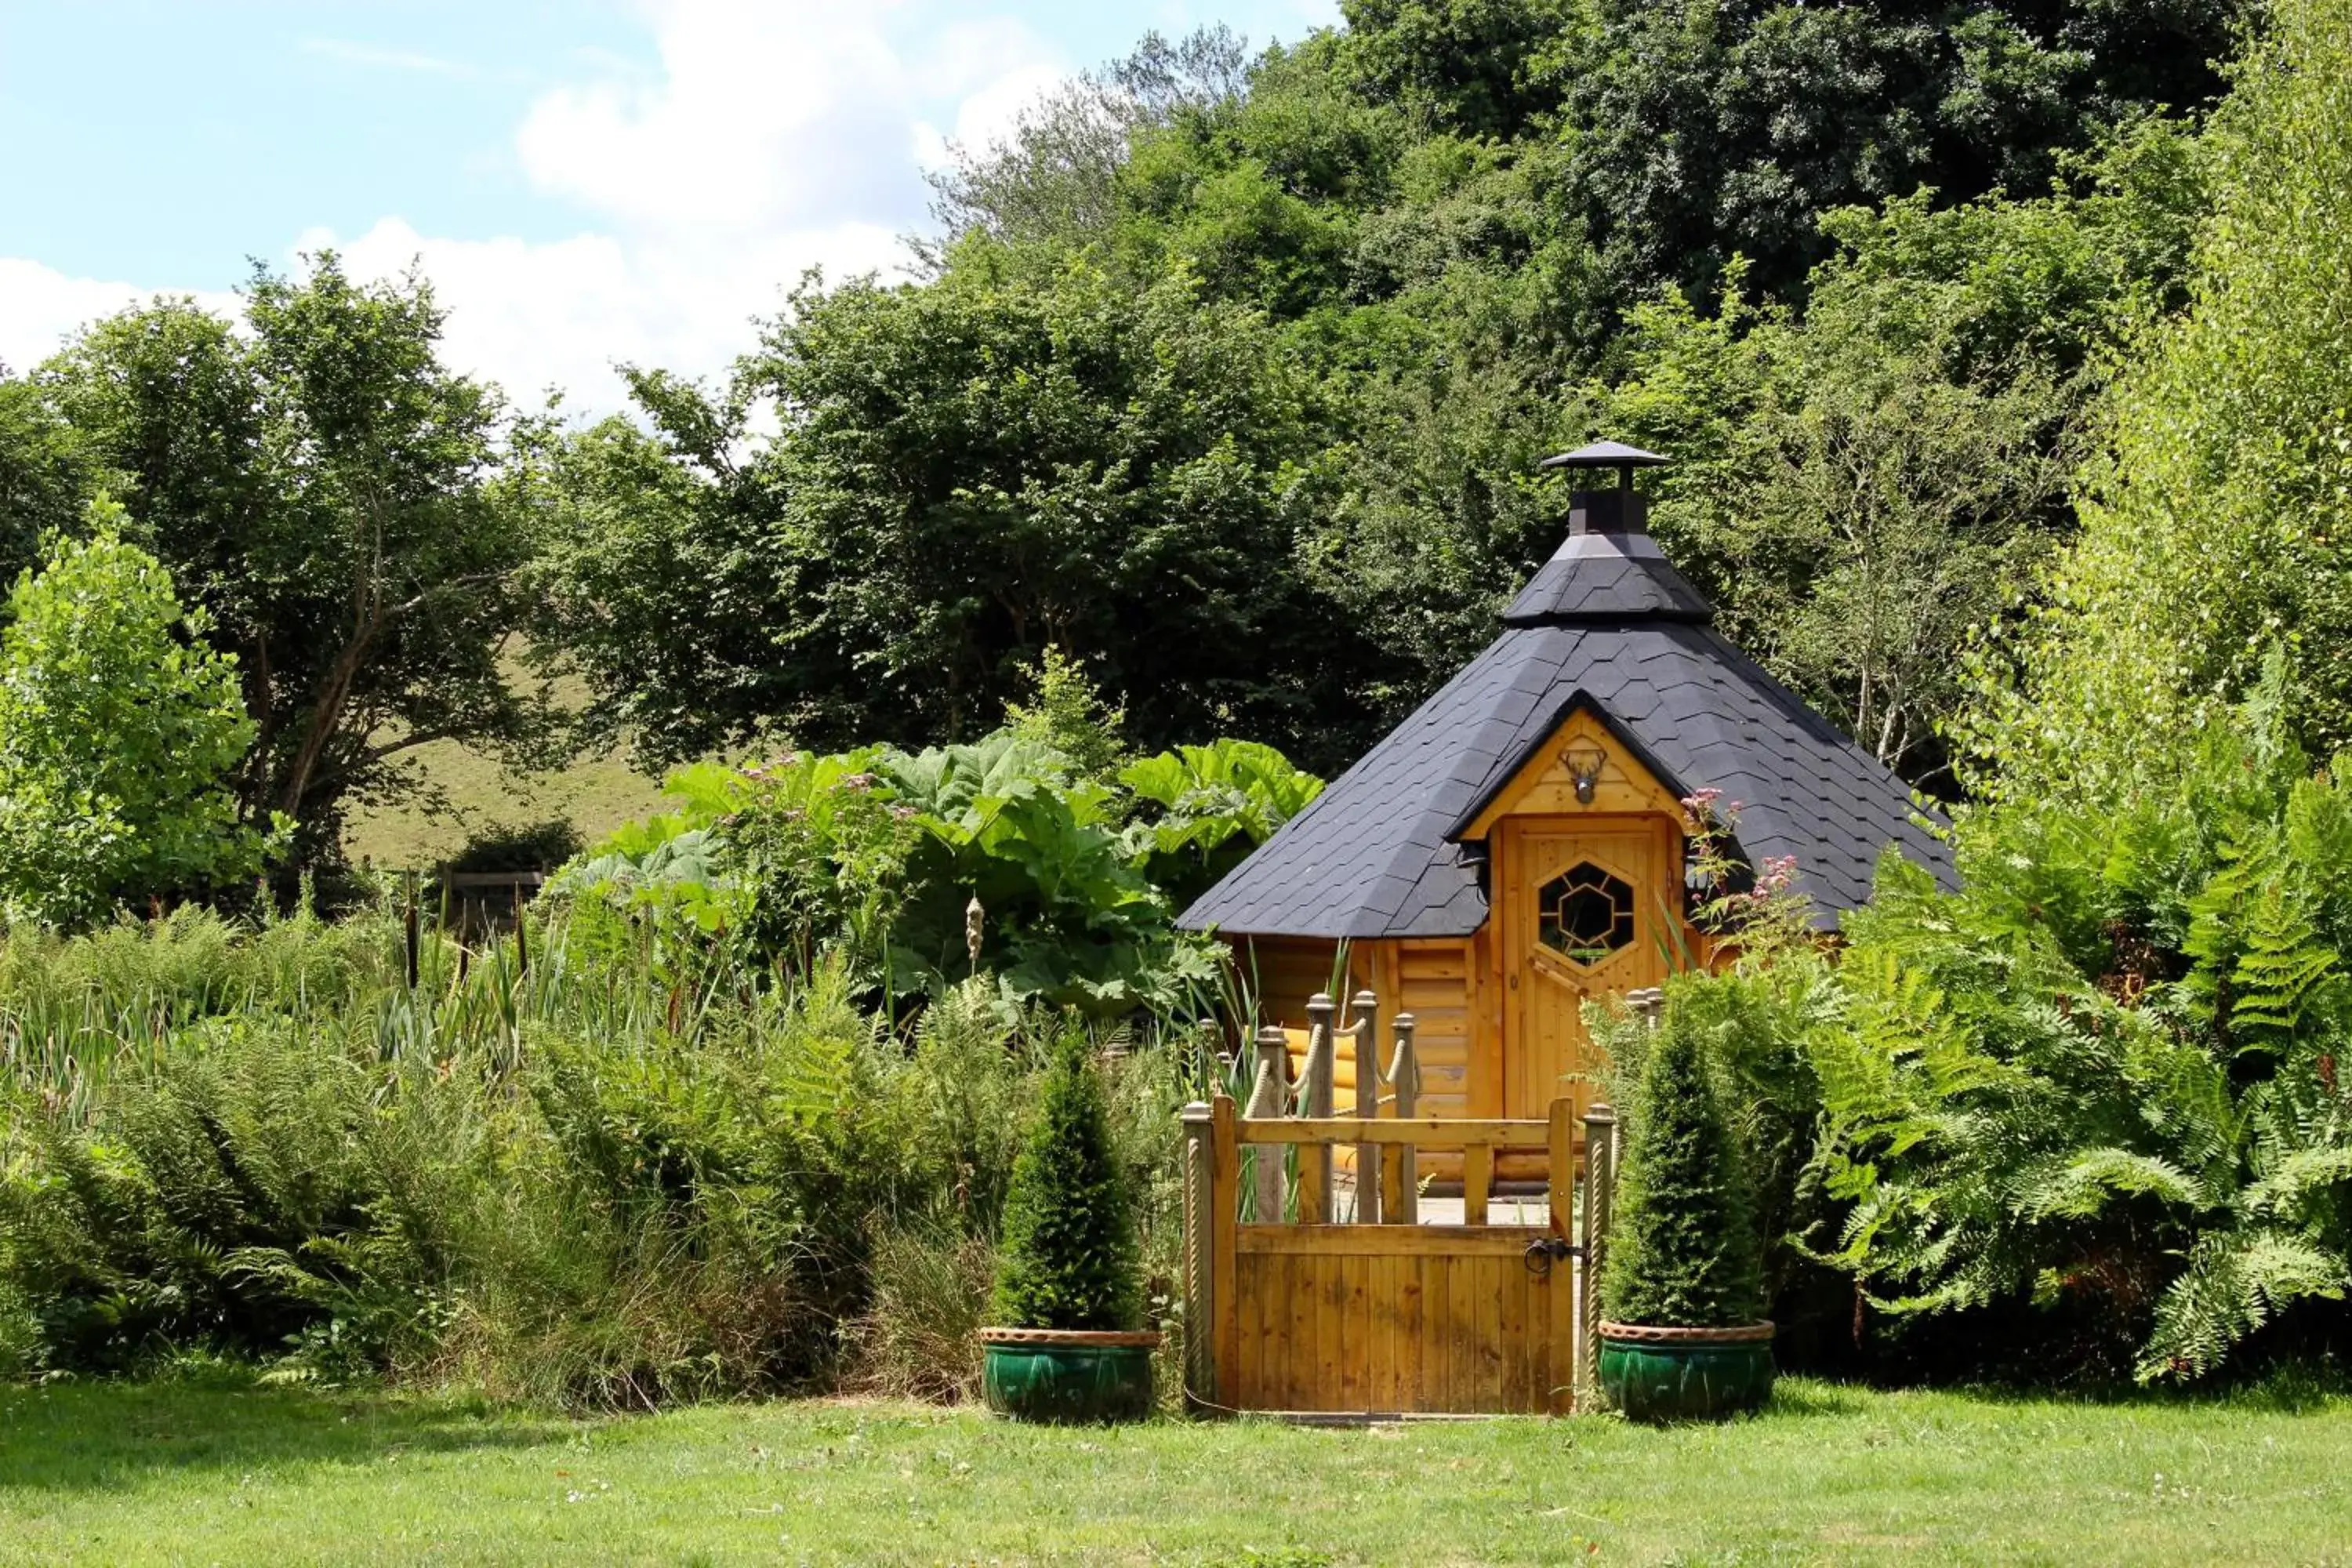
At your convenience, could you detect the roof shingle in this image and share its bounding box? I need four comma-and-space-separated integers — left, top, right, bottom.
1179, 522, 1956, 938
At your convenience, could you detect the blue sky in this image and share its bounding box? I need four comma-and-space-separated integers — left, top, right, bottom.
0, 0, 1338, 409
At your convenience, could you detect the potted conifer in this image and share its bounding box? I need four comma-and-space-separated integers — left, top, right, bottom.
1597, 1007, 1776, 1421
978, 1036, 1159, 1422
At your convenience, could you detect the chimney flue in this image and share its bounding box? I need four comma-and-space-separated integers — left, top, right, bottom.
1538, 440, 1668, 535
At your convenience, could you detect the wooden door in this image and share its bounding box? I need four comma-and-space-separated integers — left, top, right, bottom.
1499, 818, 1676, 1120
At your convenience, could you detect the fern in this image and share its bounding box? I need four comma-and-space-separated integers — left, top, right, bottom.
1752, 667, 2352, 1379
2138, 1229, 2347, 1381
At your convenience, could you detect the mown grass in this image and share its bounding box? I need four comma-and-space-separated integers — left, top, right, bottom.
3, 1377, 2347, 1565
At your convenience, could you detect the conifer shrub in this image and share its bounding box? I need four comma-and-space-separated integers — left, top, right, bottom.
989, 1034, 1141, 1331
1602, 1010, 1766, 1328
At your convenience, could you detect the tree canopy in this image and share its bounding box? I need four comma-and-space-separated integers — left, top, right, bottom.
0, 0, 2278, 870
31, 256, 546, 857
1958, 0, 2352, 802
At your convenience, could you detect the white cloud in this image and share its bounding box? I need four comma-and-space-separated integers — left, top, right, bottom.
315, 216, 904, 412
3, 1, 1083, 409
351, 0, 1068, 411
0, 259, 238, 375
301, 38, 488, 79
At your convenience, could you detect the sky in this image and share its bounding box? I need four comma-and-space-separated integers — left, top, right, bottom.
0, 0, 1338, 414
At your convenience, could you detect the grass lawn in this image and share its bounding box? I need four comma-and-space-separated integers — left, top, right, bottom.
339, 666, 674, 871
2, 1378, 2347, 1565
339, 733, 670, 871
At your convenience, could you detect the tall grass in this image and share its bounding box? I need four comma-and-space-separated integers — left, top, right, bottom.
0, 902, 1210, 1405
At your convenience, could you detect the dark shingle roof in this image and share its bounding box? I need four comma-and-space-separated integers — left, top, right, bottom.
1178, 526, 1956, 938
1504, 530, 1712, 625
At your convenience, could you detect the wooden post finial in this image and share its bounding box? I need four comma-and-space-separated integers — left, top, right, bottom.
1347, 990, 1379, 1225
1298, 996, 1337, 1221
1385, 1012, 1419, 1225
1247, 1027, 1289, 1221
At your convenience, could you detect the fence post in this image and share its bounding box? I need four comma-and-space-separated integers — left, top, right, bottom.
1577, 1100, 1619, 1406
1181, 1100, 1215, 1410
1298, 993, 1337, 1223
1548, 1095, 1577, 1414
1246, 1026, 1289, 1222
403, 869, 420, 989
1211, 1094, 1240, 1409
1349, 989, 1380, 1225
1385, 1012, 1418, 1225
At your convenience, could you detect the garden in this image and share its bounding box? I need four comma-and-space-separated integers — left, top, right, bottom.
7, 0, 2352, 1559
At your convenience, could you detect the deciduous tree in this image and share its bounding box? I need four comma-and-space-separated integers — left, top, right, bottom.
0, 514, 271, 926
38, 256, 545, 857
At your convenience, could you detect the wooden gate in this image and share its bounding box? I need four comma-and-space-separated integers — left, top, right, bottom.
1180, 1004, 1624, 1417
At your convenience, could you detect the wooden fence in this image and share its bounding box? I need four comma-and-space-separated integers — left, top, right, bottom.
1180, 990, 1629, 1417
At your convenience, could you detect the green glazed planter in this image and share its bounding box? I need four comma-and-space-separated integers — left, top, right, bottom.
1597, 1321, 1776, 1423
978, 1328, 1160, 1424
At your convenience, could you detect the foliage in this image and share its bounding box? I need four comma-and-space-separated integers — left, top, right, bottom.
531, 257, 1382, 774
717, 748, 917, 985
1003, 645, 1129, 781
1601, 1009, 1767, 1329
1961, 0, 2352, 804
546, 721, 1317, 1017
1118, 738, 1326, 910
0, 365, 98, 587
1540, 0, 2238, 310
35, 254, 546, 858
538, 761, 747, 963
1645, 655, 2352, 1381
1828, 674, 2352, 1381
927, 27, 1253, 255
0, 519, 275, 927
990, 1036, 1142, 1331
879, 731, 1186, 1012
0, 906, 1187, 1404
445, 818, 584, 875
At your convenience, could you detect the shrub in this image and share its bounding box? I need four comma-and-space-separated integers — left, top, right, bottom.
845, 1224, 996, 1403
1812, 657, 2352, 1381
1119, 738, 1326, 911
990, 1036, 1142, 1331
447, 818, 585, 874
0, 516, 276, 927
544, 708, 1319, 1020
0, 904, 1184, 1406
1602, 1010, 1766, 1329
718, 747, 917, 985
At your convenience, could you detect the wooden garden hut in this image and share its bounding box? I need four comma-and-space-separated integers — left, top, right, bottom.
1178, 443, 1955, 1176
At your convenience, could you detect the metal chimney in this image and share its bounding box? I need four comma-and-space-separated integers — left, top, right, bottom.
1538, 440, 1668, 535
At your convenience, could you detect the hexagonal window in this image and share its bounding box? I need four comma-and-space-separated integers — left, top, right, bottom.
1537, 862, 1635, 965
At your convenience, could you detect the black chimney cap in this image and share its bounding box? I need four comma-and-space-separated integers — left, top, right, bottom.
1539, 440, 1668, 471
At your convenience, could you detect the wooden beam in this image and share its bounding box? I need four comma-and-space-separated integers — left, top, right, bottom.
1238, 1224, 1550, 1256
1212, 1094, 1240, 1409
1236, 1117, 1552, 1146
